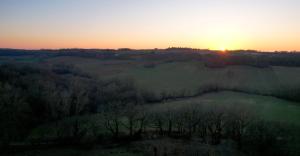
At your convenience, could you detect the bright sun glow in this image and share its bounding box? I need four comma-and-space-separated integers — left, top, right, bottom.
202, 23, 249, 51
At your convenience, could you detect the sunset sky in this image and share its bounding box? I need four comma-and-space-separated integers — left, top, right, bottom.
0, 0, 299, 51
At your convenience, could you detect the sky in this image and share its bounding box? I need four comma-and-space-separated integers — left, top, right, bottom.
0, 0, 299, 51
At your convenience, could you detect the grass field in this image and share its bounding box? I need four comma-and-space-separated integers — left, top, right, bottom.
149, 91, 300, 126
44, 57, 300, 97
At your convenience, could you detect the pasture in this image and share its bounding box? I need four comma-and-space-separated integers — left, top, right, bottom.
45, 56, 300, 97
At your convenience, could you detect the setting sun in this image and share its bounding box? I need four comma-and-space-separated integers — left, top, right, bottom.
220, 47, 226, 51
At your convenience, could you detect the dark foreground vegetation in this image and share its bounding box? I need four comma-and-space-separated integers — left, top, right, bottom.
0, 49, 300, 156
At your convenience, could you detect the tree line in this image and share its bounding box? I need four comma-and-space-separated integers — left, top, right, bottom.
2, 49, 300, 67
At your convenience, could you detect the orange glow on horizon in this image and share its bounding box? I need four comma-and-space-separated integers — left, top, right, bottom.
0, 0, 299, 51
1, 36, 300, 51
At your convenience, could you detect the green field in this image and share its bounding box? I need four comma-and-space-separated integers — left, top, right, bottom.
150, 91, 300, 126
45, 57, 300, 96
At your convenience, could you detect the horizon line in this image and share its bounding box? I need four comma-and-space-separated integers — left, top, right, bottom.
0, 47, 300, 53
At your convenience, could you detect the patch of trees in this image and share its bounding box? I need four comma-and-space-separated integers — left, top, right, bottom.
39, 102, 296, 155
0, 63, 149, 146
25, 100, 297, 155
105, 103, 296, 155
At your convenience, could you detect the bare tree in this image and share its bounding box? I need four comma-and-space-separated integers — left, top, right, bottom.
174, 111, 186, 136
182, 105, 202, 138
103, 102, 123, 139
122, 104, 148, 138
165, 109, 176, 136
226, 105, 254, 149
152, 112, 165, 135
68, 78, 90, 116
206, 106, 226, 145
58, 77, 91, 141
